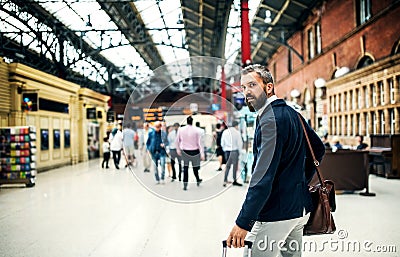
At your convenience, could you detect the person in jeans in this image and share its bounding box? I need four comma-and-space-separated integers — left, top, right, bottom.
221, 120, 243, 187
168, 123, 182, 181
146, 121, 168, 184
176, 116, 204, 190
101, 137, 110, 169
226, 64, 325, 257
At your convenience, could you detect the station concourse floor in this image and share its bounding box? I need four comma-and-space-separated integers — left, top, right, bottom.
0, 155, 399, 257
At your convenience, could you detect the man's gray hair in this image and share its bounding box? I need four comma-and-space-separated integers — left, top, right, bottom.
241, 64, 274, 85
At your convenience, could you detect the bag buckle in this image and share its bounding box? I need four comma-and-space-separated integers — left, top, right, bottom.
314, 160, 320, 167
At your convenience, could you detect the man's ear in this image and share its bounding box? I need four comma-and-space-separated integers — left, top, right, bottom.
266, 83, 274, 94
264, 82, 274, 96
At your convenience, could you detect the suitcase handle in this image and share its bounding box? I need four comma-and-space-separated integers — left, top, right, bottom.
222, 240, 253, 248
222, 240, 253, 257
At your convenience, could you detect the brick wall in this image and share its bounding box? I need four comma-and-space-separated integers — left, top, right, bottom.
268, 0, 400, 98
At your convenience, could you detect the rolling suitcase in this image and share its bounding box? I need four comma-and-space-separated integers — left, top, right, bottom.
222, 240, 253, 257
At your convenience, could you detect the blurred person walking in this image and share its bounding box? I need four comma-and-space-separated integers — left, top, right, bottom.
122, 123, 136, 167
139, 122, 152, 172
109, 124, 123, 169
221, 120, 243, 187
168, 123, 182, 182
176, 116, 204, 190
146, 121, 168, 184
214, 123, 226, 171
101, 136, 110, 169
195, 122, 207, 161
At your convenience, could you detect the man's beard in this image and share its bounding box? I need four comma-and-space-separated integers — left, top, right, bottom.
245, 98, 256, 112
245, 93, 268, 112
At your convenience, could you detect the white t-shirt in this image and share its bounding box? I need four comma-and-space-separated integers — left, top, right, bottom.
109, 130, 123, 151
221, 127, 243, 151
168, 129, 177, 149
103, 142, 110, 153
123, 128, 135, 147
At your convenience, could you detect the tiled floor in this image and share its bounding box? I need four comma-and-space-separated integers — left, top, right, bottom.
0, 155, 399, 257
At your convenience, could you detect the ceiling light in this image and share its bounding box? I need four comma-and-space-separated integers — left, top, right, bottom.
264, 10, 272, 23
86, 15, 92, 27
334, 67, 350, 78
290, 89, 301, 98
177, 14, 184, 25
314, 78, 326, 88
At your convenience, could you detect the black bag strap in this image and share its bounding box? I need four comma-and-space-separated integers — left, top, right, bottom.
297, 113, 325, 188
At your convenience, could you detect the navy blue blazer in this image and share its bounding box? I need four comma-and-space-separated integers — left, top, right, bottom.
236, 99, 325, 231
146, 129, 168, 156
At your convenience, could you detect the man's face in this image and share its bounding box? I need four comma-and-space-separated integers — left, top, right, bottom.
241, 71, 269, 111
154, 122, 162, 132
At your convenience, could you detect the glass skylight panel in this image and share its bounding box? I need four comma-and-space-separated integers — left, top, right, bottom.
158, 0, 180, 15
0, 9, 28, 32
35, 0, 153, 83
134, 0, 188, 64
136, 4, 160, 25
169, 32, 185, 48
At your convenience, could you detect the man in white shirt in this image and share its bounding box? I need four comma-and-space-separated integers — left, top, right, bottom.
109, 125, 123, 169
195, 122, 207, 161
139, 123, 152, 172
167, 123, 182, 181
221, 120, 243, 187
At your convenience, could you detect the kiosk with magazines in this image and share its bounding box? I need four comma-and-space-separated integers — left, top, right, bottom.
0, 126, 37, 187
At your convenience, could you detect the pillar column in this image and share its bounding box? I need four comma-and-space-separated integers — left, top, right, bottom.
354, 114, 359, 136
376, 82, 381, 107
360, 112, 366, 136
395, 108, 400, 134
367, 111, 372, 135
9, 83, 26, 126
394, 77, 400, 103
384, 109, 390, 134
79, 99, 88, 162
384, 79, 390, 106
69, 95, 80, 164
368, 84, 373, 107
375, 110, 381, 134
221, 66, 226, 111
332, 116, 338, 135
360, 86, 365, 109
241, 0, 252, 66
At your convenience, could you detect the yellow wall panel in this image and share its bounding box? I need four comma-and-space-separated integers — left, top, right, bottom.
0, 58, 11, 113
53, 118, 60, 129
63, 119, 70, 129
40, 116, 49, 128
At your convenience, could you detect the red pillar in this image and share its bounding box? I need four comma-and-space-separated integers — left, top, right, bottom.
241, 0, 252, 66
221, 66, 226, 111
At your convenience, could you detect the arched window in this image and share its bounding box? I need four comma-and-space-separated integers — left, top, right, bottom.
357, 56, 374, 69
392, 40, 400, 55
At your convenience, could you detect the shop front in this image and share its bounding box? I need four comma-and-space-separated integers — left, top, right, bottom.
5, 62, 109, 171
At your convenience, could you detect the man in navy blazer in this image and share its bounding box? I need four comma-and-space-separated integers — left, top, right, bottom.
146, 121, 168, 184
227, 64, 325, 256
